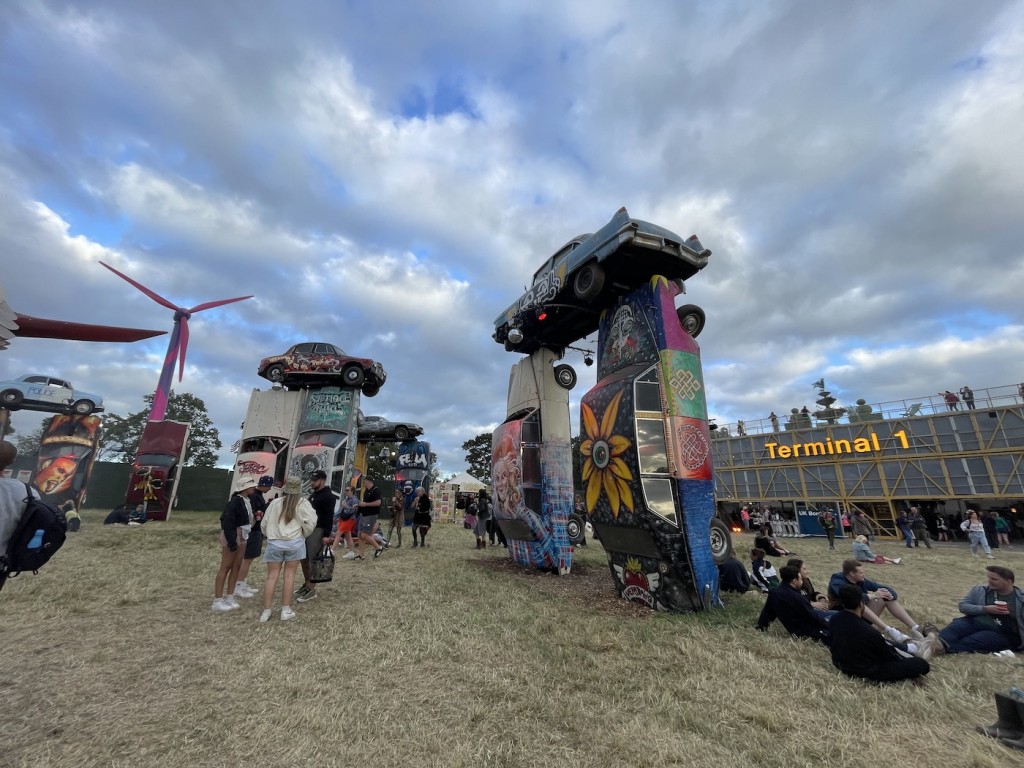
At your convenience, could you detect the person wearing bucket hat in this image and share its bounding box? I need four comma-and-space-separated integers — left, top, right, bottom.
212, 476, 258, 612
259, 476, 317, 622
236, 475, 276, 599
296, 469, 336, 602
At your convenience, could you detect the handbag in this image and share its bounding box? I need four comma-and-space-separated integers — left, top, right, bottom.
309, 546, 335, 583
464, 512, 477, 529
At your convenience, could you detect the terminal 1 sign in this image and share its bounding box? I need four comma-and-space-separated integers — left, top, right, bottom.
764, 429, 910, 460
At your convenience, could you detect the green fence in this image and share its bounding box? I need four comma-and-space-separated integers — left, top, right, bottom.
84, 461, 233, 512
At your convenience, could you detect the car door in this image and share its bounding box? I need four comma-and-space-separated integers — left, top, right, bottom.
312, 343, 338, 373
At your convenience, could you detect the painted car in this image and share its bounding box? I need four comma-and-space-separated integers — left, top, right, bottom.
0, 374, 104, 415
257, 342, 386, 396
580, 276, 729, 612
124, 420, 190, 521
493, 207, 711, 354
356, 412, 424, 442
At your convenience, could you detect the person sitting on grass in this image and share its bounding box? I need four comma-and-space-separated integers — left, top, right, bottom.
852, 534, 902, 565
929, 566, 1024, 657
829, 584, 933, 684
718, 556, 752, 593
828, 560, 925, 641
754, 525, 794, 557
755, 565, 830, 643
750, 548, 780, 593
787, 559, 832, 616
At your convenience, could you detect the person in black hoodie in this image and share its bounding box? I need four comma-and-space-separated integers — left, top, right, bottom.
212, 477, 258, 613
755, 565, 830, 642
296, 470, 336, 603
829, 584, 932, 683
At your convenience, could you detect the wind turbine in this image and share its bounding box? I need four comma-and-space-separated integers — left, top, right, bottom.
100, 262, 253, 421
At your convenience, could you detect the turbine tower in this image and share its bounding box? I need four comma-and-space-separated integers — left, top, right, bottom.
100, 262, 252, 421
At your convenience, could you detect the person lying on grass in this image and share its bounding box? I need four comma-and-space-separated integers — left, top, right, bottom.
852, 534, 902, 565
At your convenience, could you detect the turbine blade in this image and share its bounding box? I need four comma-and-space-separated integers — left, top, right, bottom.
178, 319, 189, 381
99, 261, 179, 312
188, 295, 253, 313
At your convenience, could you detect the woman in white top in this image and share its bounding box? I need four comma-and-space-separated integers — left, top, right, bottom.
960, 510, 994, 559
259, 476, 317, 622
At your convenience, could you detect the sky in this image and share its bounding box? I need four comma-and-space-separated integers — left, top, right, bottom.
1, 0, 1023, 476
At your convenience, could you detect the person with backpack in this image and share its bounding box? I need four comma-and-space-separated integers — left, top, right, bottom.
817, 508, 837, 550
0, 441, 67, 591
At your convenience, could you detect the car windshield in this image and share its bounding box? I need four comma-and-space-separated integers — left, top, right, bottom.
295, 430, 345, 448
136, 454, 176, 468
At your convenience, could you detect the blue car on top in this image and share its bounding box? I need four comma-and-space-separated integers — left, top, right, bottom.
0, 374, 105, 415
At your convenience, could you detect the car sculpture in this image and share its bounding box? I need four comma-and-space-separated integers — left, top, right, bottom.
493, 207, 711, 355
257, 342, 386, 396
0, 374, 104, 415
356, 413, 424, 442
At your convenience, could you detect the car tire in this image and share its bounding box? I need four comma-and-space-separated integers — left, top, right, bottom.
553, 364, 577, 390
362, 383, 380, 398
266, 364, 285, 383
676, 304, 706, 338
573, 262, 605, 302
342, 365, 365, 388
72, 399, 95, 416
709, 517, 733, 565
1, 389, 23, 407
567, 513, 586, 546
395, 426, 410, 441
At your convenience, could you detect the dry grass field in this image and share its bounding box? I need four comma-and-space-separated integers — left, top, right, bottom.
3, 512, 1024, 768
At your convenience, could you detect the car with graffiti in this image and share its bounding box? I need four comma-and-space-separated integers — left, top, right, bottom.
32, 414, 103, 509
394, 440, 434, 523
0, 374, 104, 415
257, 342, 386, 396
493, 207, 711, 354
356, 412, 424, 442
579, 276, 730, 612
124, 420, 191, 521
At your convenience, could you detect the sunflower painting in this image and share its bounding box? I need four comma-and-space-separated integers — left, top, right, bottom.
580, 388, 635, 517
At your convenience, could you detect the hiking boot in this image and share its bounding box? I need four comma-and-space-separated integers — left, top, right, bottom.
296, 589, 318, 603
211, 598, 234, 613
259, 609, 272, 623
281, 606, 297, 621
928, 632, 946, 656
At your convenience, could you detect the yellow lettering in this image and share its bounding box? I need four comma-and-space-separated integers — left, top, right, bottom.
834, 439, 852, 454
894, 429, 909, 449
803, 442, 826, 456
871, 432, 881, 451
792, 443, 801, 457
854, 437, 871, 453
765, 442, 777, 459
826, 437, 834, 454
778, 445, 792, 459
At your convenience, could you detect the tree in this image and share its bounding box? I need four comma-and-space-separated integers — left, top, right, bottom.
365, 440, 398, 484
12, 417, 50, 458
98, 391, 222, 467
462, 432, 492, 485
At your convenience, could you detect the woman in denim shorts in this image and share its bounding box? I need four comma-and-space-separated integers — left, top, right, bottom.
259, 476, 317, 622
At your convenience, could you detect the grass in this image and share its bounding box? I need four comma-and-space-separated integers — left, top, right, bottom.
2, 514, 1024, 768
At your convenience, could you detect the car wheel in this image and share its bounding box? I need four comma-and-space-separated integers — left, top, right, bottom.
567, 513, 586, 546
1, 389, 23, 407
573, 262, 605, 302
266, 364, 285, 383
395, 426, 410, 441
709, 517, 733, 565
553, 364, 577, 390
362, 383, 380, 398
676, 304, 706, 338
342, 365, 365, 388
72, 399, 95, 416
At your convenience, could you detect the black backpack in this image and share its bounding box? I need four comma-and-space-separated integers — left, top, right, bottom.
0, 483, 68, 590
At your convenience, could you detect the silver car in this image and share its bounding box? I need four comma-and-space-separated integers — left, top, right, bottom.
0, 374, 105, 415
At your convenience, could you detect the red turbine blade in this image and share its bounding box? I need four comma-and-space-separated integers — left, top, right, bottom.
99, 261, 180, 312
177, 318, 190, 382
188, 295, 253, 313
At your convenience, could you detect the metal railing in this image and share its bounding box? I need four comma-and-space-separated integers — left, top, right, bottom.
711, 382, 1024, 438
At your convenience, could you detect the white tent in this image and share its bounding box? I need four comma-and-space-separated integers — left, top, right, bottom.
448, 471, 487, 493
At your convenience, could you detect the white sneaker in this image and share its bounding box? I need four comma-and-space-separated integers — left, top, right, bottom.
234, 584, 257, 598
342, 551, 357, 560
259, 608, 272, 623
885, 626, 910, 643
281, 606, 297, 621
211, 598, 234, 613
987, 555, 996, 559
225, 595, 241, 610
893, 558, 902, 565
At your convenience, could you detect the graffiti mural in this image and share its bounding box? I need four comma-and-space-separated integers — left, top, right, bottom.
32, 414, 102, 509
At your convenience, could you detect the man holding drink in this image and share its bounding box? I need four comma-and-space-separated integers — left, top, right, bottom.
932, 566, 1024, 655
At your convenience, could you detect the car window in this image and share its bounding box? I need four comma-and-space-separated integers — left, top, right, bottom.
50, 379, 72, 389
24, 375, 47, 383
327, 343, 346, 355
294, 343, 314, 355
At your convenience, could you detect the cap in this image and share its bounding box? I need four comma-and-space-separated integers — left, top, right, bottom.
235, 476, 258, 493
310, 469, 328, 481
283, 476, 302, 494
258, 475, 274, 487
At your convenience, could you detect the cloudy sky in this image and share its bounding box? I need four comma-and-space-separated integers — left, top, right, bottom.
1, 0, 1022, 475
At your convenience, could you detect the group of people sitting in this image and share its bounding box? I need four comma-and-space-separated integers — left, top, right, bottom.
728, 549, 1024, 685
